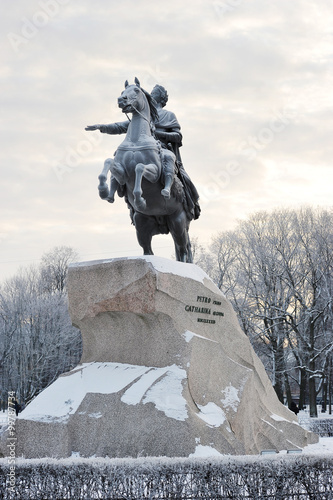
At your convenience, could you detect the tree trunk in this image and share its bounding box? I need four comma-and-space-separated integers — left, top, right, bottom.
271, 339, 284, 403
298, 367, 307, 410
284, 372, 292, 408
309, 360, 318, 418
329, 357, 332, 415
321, 376, 327, 413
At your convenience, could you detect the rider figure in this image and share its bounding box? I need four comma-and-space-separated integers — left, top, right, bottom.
150, 85, 200, 220
86, 84, 200, 220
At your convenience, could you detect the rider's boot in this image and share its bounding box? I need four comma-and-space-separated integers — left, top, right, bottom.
161, 152, 175, 199
161, 173, 174, 199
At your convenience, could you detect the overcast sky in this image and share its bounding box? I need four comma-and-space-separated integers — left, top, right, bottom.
1, 0, 332, 279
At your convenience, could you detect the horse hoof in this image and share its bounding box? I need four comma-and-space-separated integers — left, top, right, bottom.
161, 188, 171, 199
98, 189, 109, 200
98, 187, 109, 199
107, 196, 115, 203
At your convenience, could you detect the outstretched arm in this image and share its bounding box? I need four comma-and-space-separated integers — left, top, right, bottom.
85, 124, 101, 131
85, 122, 129, 134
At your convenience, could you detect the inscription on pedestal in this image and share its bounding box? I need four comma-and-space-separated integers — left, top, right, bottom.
185, 295, 224, 324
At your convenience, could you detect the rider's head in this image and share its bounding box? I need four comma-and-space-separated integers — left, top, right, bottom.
151, 85, 168, 108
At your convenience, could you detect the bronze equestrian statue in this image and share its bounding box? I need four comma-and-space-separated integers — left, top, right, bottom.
85, 78, 200, 263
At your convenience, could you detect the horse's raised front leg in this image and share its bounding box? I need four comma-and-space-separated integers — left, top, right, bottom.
99, 158, 126, 203
98, 158, 113, 200
133, 162, 159, 211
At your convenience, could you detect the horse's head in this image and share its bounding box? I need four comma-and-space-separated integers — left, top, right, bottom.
118, 78, 159, 122
118, 79, 145, 114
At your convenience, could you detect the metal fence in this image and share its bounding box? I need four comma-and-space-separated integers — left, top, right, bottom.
298, 415, 333, 437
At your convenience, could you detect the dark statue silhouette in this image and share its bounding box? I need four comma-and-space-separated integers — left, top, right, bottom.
85, 78, 200, 263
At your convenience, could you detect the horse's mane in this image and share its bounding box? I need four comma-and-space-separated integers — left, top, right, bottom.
129, 78, 159, 123
140, 87, 159, 124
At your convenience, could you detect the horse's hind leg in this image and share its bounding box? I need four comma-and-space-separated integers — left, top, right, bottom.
168, 211, 192, 263
133, 213, 158, 255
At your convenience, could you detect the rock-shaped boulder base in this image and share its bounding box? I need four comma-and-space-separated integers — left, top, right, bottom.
15, 257, 317, 458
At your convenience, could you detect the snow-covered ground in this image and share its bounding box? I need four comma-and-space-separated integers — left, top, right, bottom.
187, 437, 333, 457
295, 407, 333, 455
301, 436, 333, 455
299, 407, 333, 420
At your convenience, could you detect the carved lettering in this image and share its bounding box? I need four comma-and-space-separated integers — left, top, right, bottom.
185, 305, 211, 314
197, 318, 216, 324
185, 296, 224, 325
197, 295, 211, 303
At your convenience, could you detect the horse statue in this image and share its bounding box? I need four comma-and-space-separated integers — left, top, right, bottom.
86, 78, 196, 263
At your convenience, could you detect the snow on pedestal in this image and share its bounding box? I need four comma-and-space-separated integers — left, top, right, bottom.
14, 256, 318, 458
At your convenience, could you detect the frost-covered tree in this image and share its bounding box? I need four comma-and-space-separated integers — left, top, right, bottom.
40, 245, 79, 294
282, 208, 333, 416
0, 247, 82, 410
196, 207, 333, 416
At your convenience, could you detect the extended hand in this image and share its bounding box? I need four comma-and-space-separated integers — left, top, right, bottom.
85, 124, 101, 131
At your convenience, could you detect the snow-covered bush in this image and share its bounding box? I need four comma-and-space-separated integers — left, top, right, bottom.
0, 454, 332, 499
